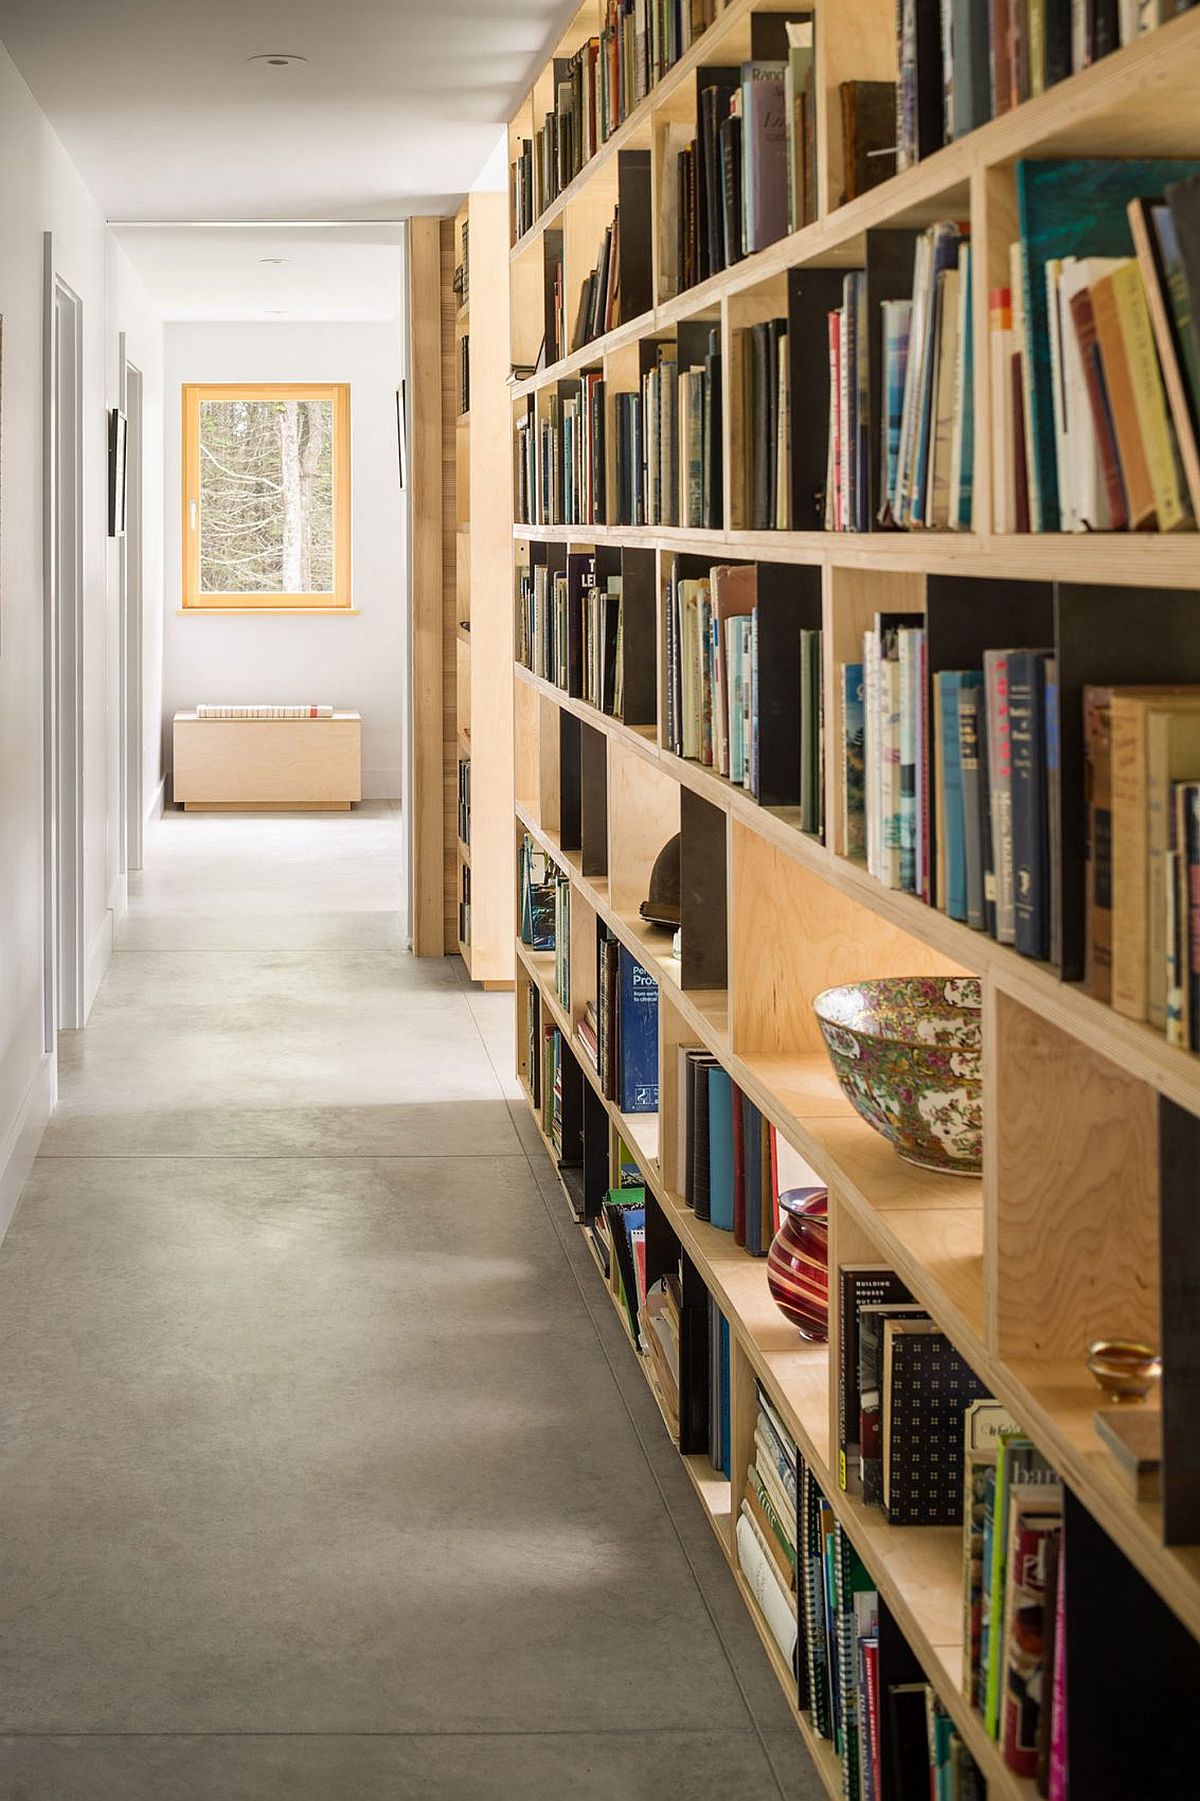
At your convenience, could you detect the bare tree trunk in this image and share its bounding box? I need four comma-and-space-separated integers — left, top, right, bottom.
297, 402, 326, 592
278, 404, 303, 590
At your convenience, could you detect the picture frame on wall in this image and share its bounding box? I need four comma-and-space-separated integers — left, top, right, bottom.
108, 406, 127, 538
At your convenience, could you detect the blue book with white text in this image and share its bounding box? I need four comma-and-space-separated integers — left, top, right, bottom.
618, 945, 659, 1114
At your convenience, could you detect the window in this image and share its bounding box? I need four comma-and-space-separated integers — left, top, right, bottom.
182, 383, 352, 610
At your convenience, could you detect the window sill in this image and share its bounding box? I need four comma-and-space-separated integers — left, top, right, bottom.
178, 607, 360, 616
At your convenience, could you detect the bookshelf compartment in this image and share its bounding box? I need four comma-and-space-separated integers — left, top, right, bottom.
730, 819, 961, 1062
1161, 1098, 1200, 1545
1063, 1487, 1200, 1799
537, 692, 563, 835
680, 785, 728, 993
615, 546, 658, 728
990, 991, 1159, 1367
607, 734, 680, 924
579, 717, 608, 877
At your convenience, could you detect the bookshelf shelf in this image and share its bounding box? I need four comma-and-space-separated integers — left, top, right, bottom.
506, 5, 1200, 1793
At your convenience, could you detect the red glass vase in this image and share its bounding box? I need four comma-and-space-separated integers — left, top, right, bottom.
766, 1187, 829, 1342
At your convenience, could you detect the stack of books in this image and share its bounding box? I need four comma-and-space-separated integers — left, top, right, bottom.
553, 867, 571, 1009
707, 1291, 731, 1477
641, 1271, 682, 1437
541, 1023, 564, 1149
664, 561, 822, 833
456, 757, 470, 846
613, 330, 724, 528
1085, 684, 1200, 1046
836, 1264, 991, 1525
844, 221, 973, 533
996, 159, 1200, 534
514, 379, 608, 528
731, 317, 791, 528
896, 1, 1198, 171
675, 1046, 820, 1253
662, 20, 818, 299
509, 2, 721, 242
846, 629, 1062, 966
736, 1382, 800, 1674
523, 978, 541, 1108
600, 1185, 647, 1345
570, 212, 623, 351
581, 571, 624, 716
519, 834, 556, 950
963, 1404, 1064, 1787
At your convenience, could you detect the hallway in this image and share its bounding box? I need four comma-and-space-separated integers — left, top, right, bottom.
0, 807, 814, 1800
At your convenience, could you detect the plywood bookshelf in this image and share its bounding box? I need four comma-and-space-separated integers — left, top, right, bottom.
447, 191, 516, 983
507, 3, 1200, 1794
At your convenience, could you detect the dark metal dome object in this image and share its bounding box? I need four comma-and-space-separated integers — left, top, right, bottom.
640, 832, 681, 927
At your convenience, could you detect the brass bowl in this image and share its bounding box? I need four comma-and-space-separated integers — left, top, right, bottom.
1086, 1339, 1162, 1404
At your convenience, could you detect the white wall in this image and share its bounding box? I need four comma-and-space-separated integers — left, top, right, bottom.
161, 320, 406, 799
0, 38, 163, 1237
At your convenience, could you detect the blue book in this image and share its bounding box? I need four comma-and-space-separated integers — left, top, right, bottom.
842, 663, 866, 860
1016, 157, 1200, 531
707, 1066, 735, 1231
938, 671, 982, 922
617, 945, 659, 1114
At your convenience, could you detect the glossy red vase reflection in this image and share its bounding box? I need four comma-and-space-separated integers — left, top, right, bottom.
767, 1187, 829, 1342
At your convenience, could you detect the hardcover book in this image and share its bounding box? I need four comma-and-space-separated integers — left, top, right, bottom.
617, 945, 659, 1113
838, 1266, 912, 1490
881, 1319, 991, 1526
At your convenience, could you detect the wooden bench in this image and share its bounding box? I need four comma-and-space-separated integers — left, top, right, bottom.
172, 711, 363, 812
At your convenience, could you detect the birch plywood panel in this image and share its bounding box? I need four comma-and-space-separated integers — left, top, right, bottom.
730, 820, 962, 1058
993, 993, 1160, 1363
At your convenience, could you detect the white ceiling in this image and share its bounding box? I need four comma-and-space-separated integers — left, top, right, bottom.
112, 225, 406, 322
0, 0, 579, 222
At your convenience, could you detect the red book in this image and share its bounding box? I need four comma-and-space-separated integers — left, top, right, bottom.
1068, 286, 1129, 530
731, 1079, 746, 1247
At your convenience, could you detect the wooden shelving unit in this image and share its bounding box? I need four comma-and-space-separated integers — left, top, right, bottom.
506, 3, 1200, 1794
447, 192, 515, 983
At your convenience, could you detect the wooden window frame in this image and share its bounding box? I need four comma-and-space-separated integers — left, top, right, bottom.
181, 381, 353, 612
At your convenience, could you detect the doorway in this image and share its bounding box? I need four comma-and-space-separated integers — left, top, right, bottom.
120, 345, 145, 875
42, 239, 86, 1047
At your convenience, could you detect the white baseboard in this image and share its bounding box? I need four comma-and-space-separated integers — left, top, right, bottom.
146, 774, 167, 825
84, 903, 115, 1021
363, 767, 402, 801
0, 1052, 54, 1249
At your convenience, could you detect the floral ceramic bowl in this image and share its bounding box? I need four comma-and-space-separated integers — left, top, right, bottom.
813, 977, 983, 1175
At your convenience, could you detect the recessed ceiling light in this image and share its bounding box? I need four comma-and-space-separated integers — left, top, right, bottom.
259, 257, 287, 265
248, 53, 308, 68
266, 309, 288, 316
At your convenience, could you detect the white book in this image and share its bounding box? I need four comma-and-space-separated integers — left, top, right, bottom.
894, 233, 932, 525
736, 1508, 798, 1667
990, 304, 1015, 534
1059, 256, 1123, 533
948, 244, 973, 529
928, 266, 961, 529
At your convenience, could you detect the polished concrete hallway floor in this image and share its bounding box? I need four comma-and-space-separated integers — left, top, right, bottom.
0, 806, 821, 1800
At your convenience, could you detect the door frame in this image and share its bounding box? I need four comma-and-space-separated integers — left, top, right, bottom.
119, 339, 145, 874
42, 235, 86, 1045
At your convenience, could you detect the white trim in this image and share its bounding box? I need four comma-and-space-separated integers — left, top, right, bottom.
0, 1054, 55, 1250
146, 774, 166, 825
84, 905, 115, 1022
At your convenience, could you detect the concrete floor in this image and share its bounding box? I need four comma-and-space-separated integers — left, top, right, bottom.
0, 804, 821, 1799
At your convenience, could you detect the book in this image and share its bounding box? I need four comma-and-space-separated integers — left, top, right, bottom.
1008, 649, 1053, 961
1000, 1487, 1063, 1777
839, 80, 897, 203
962, 1400, 1023, 1708
838, 1267, 913, 1491
1015, 155, 1200, 531
983, 1434, 1058, 1737
984, 649, 1017, 943
1093, 1406, 1162, 1501
882, 1318, 991, 1526
842, 663, 867, 858
859, 1301, 928, 1506
1129, 195, 1200, 521
736, 1505, 799, 1667
617, 945, 659, 1112
1110, 688, 1200, 1020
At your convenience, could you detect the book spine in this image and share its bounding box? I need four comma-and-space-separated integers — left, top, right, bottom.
1068, 286, 1130, 530
985, 651, 1017, 943
1009, 651, 1050, 961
